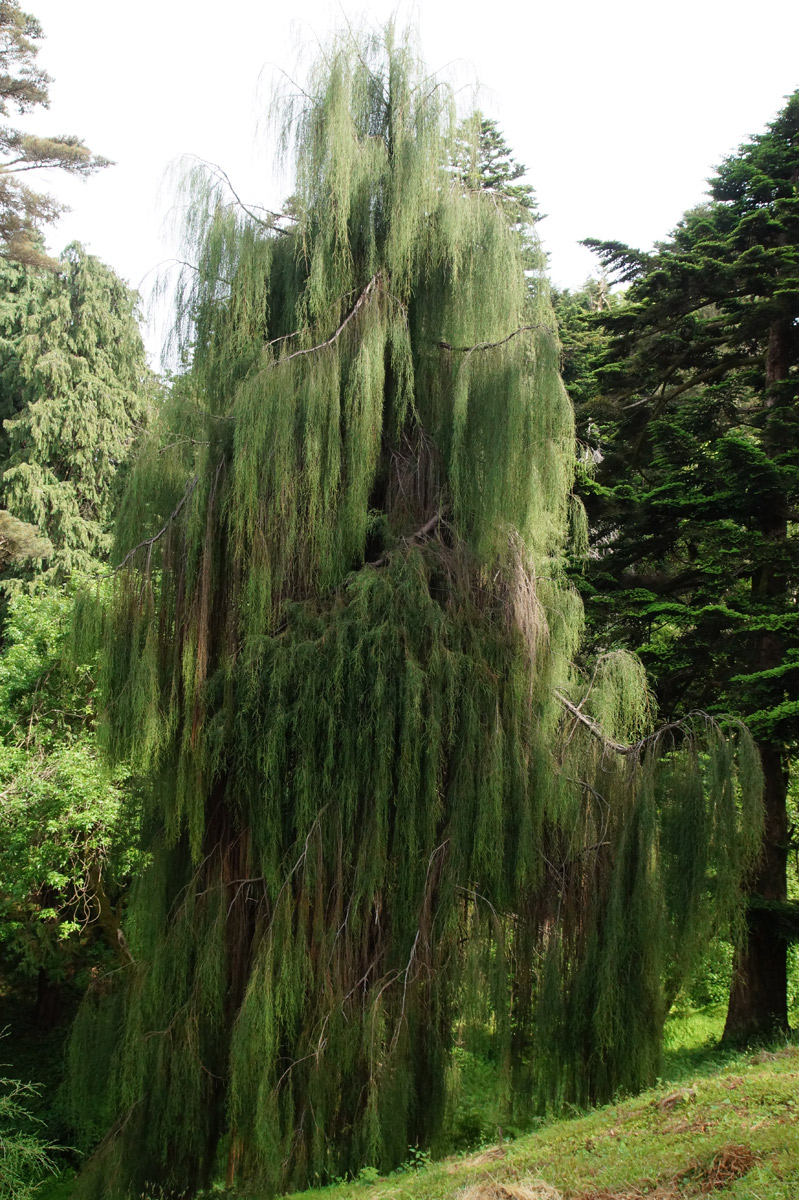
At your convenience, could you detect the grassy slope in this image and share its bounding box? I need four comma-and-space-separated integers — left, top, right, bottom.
280, 1042, 799, 1200
22, 1007, 799, 1199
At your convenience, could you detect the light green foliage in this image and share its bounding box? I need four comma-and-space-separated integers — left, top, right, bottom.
0, 1048, 58, 1200
0, 584, 137, 987
65, 24, 764, 1199
0, 509, 50, 569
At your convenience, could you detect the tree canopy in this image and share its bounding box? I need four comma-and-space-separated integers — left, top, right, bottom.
579, 89, 799, 1042
0, 244, 153, 580
61, 26, 763, 1200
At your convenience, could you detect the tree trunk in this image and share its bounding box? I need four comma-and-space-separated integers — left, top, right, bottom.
723, 744, 789, 1042
35, 966, 61, 1029
723, 316, 792, 1044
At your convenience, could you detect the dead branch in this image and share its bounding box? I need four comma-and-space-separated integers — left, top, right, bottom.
555, 690, 635, 756
367, 510, 442, 568
556, 691, 711, 758
188, 156, 296, 234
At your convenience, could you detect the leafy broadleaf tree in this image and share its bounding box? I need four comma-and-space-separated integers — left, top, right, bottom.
580, 90, 799, 1041
0, 1, 109, 268
64, 27, 762, 1198
0, 583, 137, 1025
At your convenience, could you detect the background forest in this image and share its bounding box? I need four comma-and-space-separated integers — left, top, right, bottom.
0, 5, 796, 1200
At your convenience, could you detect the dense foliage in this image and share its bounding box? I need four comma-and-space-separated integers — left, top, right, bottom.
578, 90, 799, 1041
0, 584, 138, 1019
59, 27, 763, 1200
0, 244, 153, 580
0, 9, 793, 1200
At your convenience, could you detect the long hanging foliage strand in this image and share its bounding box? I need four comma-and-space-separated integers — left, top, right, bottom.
64, 25, 763, 1199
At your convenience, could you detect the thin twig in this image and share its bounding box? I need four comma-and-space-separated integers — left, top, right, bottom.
274, 275, 380, 364
438, 323, 553, 355
188, 156, 296, 233
115, 474, 199, 572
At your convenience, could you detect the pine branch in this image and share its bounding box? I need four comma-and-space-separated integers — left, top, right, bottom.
624, 356, 753, 413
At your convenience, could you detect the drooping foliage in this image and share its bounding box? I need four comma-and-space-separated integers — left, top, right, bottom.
65, 27, 763, 1198
579, 90, 799, 1041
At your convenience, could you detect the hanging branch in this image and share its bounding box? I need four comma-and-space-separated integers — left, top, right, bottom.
438, 323, 553, 355
555, 690, 638, 756
87, 859, 134, 966
274, 275, 380, 364
366, 511, 442, 569
187, 157, 297, 234
115, 474, 199, 572
556, 690, 711, 758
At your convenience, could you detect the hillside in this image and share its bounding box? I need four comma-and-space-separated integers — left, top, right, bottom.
279, 1044, 798, 1200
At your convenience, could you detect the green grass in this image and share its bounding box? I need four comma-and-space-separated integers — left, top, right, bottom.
27, 1010, 799, 1200
276, 1041, 799, 1200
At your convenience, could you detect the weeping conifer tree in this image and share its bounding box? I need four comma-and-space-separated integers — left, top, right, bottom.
65, 26, 763, 1199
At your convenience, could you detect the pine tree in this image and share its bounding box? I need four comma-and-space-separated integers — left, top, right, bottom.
581, 91, 799, 1042
64, 27, 763, 1198
452, 113, 539, 218
0, 1, 109, 268
0, 243, 153, 579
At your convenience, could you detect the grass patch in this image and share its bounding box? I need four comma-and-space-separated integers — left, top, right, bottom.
275, 1041, 799, 1200
22, 1012, 799, 1200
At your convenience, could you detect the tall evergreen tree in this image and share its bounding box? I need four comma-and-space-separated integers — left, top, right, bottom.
452, 113, 539, 218
0, 1, 109, 268
65, 28, 762, 1198
0, 243, 153, 578
581, 91, 799, 1042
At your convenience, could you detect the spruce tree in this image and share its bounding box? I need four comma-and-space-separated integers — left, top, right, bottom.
0, 243, 153, 578
65, 28, 763, 1198
580, 91, 799, 1041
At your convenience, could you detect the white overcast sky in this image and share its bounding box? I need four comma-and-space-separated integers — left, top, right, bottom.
23, 0, 799, 363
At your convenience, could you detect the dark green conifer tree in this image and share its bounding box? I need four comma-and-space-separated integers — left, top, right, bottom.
452, 113, 539, 218
64, 28, 763, 1198
580, 91, 799, 1042
0, 243, 153, 578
